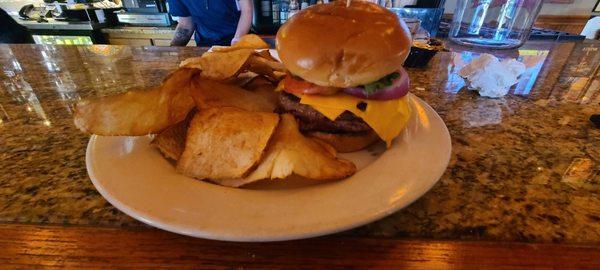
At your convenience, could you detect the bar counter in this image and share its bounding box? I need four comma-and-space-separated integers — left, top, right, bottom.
0, 40, 598, 267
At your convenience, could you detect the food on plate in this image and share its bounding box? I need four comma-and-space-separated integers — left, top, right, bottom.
191, 77, 277, 112
210, 34, 269, 52
243, 76, 280, 106
275, 1, 412, 152
177, 107, 280, 180
242, 75, 275, 90
245, 54, 286, 81
179, 34, 281, 81
74, 68, 198, 136
180, 49, 254, 80
254, 49, 278, 62
217, 114, 356, 187
226, 71, 261, 86
75, 32, 364, 188
151, 111, 195, 161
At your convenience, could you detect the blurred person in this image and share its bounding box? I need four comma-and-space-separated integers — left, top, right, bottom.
168, 0, 253, 46
0, 8, 34, 44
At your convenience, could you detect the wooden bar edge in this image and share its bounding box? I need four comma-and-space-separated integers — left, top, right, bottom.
0, 223, 598, 268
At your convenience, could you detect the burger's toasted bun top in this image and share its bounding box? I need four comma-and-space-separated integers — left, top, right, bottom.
276, 1, 412, 88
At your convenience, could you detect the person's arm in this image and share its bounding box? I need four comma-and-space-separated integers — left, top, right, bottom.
171, 16, 194, 46
231, 0, 253, 45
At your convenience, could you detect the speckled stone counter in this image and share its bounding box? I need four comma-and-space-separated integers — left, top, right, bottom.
0, 41, 598, 244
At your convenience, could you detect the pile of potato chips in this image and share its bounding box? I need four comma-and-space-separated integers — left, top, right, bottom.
74, 35, 356, 187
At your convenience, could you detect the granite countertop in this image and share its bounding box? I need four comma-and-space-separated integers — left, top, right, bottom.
0, 41, 598, 244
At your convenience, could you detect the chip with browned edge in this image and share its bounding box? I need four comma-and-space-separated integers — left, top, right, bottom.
180, 49, 253, 80
74, 68, 197, 136
177, 107, 280, 180
191, 77, 276, 112
254, 49, 278, 62
151, 110, 195, 161
244, 54, 286, 81
243, 76, 279, 107
211, 34, 269, 52
243, 75, 273, 90
215, 114, 356, 187
225, 71, 260, 86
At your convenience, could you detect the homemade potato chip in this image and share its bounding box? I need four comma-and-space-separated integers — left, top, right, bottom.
223, 75, 279, 109
226, 72, 277, 91
151, 110, 195, 161
273, 71, 286, 78
225, 71, 260, 86
190, 77, 276, 112
74, 68, 197, 136
215, 114, 356, 187
244, 54, 286, 81
177, 107, 280, 180
211, 34, 269, 52
244, 77, 279, 107
254, 49, 278, 62
178, 34, 280, 81
179, 49, 253, 80
235, 34, 270, 49
243, 75, 273, 90
250, 53, 285, 70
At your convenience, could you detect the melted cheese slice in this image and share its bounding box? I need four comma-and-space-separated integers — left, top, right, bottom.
299, 93, 411, 147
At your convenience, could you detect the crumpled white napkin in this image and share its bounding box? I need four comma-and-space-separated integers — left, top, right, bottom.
459, 53, 526, 98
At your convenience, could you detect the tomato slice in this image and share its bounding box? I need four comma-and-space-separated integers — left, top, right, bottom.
283, 74, 340, 95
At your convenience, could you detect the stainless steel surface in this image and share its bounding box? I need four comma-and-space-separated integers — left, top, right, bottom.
16, 18, 99, 30
0, 0, 43, 15
116, 12, 170, 26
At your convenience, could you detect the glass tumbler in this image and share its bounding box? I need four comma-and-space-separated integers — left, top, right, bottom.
449, 0, 543, 49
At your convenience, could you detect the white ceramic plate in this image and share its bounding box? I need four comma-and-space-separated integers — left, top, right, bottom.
87, 94, 451, 242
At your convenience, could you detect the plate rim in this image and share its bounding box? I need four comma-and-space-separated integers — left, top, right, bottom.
86, 94, 451, 242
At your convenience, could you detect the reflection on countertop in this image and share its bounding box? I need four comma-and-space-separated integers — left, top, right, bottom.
0, 41, 598, 244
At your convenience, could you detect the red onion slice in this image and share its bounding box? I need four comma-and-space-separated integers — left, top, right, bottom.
343, 68, 410, 100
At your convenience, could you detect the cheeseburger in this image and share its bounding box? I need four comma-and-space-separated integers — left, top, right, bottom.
275, 0, 413, 152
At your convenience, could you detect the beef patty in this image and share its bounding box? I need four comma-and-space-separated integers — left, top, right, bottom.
277, 92, 372, 133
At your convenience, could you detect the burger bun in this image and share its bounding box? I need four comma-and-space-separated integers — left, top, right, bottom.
276, 1, 412, 88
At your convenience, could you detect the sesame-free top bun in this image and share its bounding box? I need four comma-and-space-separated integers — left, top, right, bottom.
276, 0, 412, 88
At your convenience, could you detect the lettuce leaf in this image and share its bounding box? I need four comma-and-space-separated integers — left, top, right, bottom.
362, 72, 400, 95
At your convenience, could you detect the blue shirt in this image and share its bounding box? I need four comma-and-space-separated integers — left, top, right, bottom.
168, 0, 241, 46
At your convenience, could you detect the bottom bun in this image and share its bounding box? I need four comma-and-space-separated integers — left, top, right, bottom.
308, 131, 380, 153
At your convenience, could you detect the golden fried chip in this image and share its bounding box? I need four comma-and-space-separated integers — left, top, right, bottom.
255, 49, 278, 62
235, 34, 270, 49
211, 34, 269, 52
227, 72, 276, 90
274, 79, 285, 92
243, 75, 273, 90
151, 111, 195, 161
177, 107, 280, 180
216, 114, 356, 187
225, 71, 260, 86
179, 49, 253, 80
190, 77, 276, 112
244, 77, 279, 107
244, 55, 286, 81
74, 68, 197, 136
225, 75, 278, 108
250, 53, 285, 70
273, 71, 286, 78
